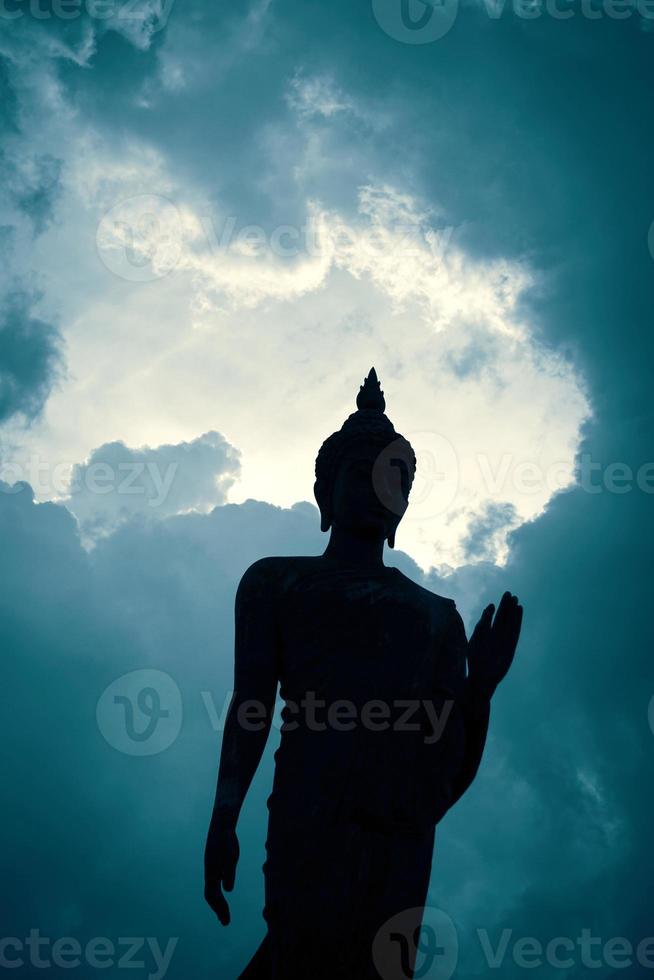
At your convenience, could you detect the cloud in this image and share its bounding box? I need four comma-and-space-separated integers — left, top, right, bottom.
0, 479, 324, 974
14, 153, 63, 235
0, 56, 19, 133
65, 430, 241, 542
2, 7, 654, 978
0, 288, 62, 423
2, 427, 652, 976
445, 334, 496, 379
0, 0, 173, 69
0, 44, 591, 571
0, 12, 590, 569
43, 163, 588, 568
286, 73, 355, 119
461, 501, 519, 562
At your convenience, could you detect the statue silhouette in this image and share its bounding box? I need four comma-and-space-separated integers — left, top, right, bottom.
204, 369, 523, 979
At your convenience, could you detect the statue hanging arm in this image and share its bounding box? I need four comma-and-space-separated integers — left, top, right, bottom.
204, 559, 280, 926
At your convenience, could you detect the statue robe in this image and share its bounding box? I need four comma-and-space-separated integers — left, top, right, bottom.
235, 556, 486, 980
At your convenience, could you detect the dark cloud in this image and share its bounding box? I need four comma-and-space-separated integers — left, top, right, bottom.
0, 223, 16, 260
0, 483, 324, 975
0, 56, 19, 134
462, 500, 519, 562
448, 422, 654, 976
15, 153, 63, 235
0, 288, 62, 423
2, 414, 652, 978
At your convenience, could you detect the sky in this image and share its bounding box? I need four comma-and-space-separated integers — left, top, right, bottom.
1, 0, 653, 977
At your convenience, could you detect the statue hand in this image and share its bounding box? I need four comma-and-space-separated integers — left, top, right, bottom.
467, 591, 523, 699
204, 821, 240, 926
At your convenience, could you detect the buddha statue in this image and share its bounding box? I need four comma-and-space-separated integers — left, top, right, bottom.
205, 369, 523, 979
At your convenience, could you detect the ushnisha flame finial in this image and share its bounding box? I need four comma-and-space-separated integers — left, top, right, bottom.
356, 367, 386, 413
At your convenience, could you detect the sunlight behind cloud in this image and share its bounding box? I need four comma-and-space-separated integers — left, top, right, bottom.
0, 57, 589, 572
18, 164, 589, 570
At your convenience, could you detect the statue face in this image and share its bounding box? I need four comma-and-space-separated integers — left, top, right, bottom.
330, 446, 410, 537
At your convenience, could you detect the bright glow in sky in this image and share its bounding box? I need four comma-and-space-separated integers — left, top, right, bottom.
0, 67, 590, 570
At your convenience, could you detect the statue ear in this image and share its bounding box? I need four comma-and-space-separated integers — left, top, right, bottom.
314, 479, 332, 533
386, 511, 402, 549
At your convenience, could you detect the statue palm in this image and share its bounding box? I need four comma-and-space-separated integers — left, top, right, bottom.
468, 591, 523, 698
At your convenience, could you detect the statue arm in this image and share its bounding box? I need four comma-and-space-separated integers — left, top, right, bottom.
446, 591, 523, 810
445, 606, 491, 811
204, 558, 280, 924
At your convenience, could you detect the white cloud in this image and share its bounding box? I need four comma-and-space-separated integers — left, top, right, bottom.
286, 73, 354, 119
63, 430, 240, 544
0, 53, 590, 571
16, 160, 589, 569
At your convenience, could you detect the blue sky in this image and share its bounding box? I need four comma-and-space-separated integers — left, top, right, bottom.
1, 0, 653, 976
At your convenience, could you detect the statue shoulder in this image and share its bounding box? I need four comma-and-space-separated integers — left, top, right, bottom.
392, 567, 456, 608
392, 568, 460, 628
237, 555, 309, 595
236, 556, 282, 596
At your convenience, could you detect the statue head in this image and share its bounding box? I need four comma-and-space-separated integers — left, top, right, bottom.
314, 368, 416, 548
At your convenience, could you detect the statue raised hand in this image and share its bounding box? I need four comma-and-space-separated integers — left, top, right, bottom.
468, 591, 523, 699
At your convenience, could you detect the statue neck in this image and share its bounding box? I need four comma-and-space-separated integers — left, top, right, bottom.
323, 525, 386, 568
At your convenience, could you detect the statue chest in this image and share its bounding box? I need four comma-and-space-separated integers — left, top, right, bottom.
275, 572, 438, 704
